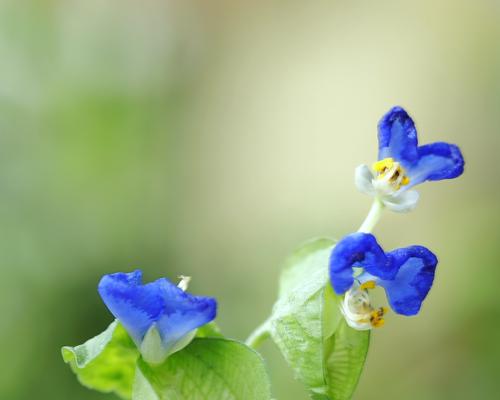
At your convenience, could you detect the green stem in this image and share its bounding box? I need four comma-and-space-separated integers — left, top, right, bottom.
357, 198, 385, 233
245, 318, 271, 349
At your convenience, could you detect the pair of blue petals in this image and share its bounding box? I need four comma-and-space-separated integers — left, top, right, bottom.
377, 106, 464, 187
98, 270, 217, 352
329, 233, 437, 316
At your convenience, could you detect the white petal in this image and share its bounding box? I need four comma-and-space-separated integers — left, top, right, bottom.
140, 324, 169, 364
382, 190, 419, 213
140, 324, 198, 365
354, 164, 376, 196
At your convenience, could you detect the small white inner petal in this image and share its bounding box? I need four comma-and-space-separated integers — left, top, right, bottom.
354, 164, 376, 195
140, 324, 169, 365
383, 190, 419, 213
371, 177, 397, 196
340, 283, 374, 331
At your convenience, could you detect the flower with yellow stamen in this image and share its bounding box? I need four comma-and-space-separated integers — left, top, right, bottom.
330, 232, 439, 330
354, 106, 464, 213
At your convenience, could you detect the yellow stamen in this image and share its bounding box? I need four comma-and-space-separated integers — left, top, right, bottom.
359, 280, 376, 290
370, 307, 388, 328
372, 157, 410, 189
371, 318, 385, 328
372, 158, 395, 173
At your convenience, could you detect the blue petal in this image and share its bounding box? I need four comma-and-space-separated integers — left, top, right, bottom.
378, 246, 438, 316
329, 233, 396, 294
98, 270, 163, 345
98, 270, 217, 348
155, 280, 217, 349
378, 106, 419, 167
406, 142, 464, 186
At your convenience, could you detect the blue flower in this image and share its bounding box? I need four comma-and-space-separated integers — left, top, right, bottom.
355, 106, 464, 212
329, 233, 437, 329
98, 270, 217, 363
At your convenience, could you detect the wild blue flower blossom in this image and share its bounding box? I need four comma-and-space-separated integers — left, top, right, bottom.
329, 233, 437, 330
98, 270, 217, 364
355, 106, 464, 212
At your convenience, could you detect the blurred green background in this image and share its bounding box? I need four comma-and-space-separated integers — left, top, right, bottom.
0, 0, 499, 399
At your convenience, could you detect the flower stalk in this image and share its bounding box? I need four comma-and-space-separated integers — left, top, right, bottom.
246, 318, 272, 349
357, 198, 385, 233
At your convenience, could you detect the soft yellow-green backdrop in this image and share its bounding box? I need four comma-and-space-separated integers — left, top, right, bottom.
0, 1, 498, 399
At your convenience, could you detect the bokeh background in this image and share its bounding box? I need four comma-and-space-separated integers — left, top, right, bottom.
1, 0, 499, 399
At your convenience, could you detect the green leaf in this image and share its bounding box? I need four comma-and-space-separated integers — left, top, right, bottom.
62, 320, 140, 399
132, 367, 159, 400
138, 338, 272, 400
268, 238, 370, 400
195, 321, 224, 338
278, 238, 336, 297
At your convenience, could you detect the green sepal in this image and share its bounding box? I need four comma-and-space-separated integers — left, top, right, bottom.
268, 238, 370, 400
138, 337, 272, 400
62, 320, 139, 399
